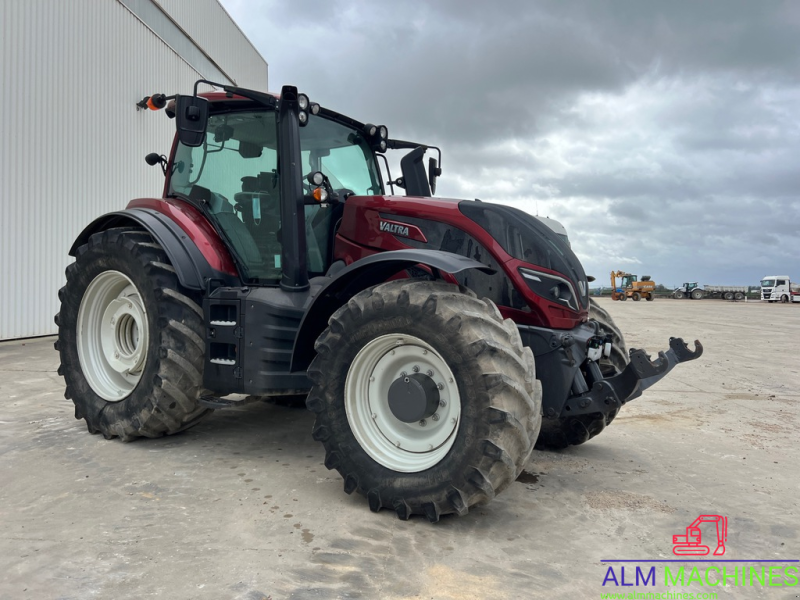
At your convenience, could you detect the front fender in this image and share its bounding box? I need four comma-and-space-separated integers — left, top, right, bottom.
290, 249, 494, 372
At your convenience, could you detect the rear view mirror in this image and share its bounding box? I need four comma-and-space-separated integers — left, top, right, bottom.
428, 157, 441, 195
176, 95, 209, 147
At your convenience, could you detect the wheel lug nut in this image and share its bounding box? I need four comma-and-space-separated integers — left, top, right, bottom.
400, 371, 407, 377
412, 366, 420, 373
426, 370, 433, 377
437, 383, 444, 391
439, 398, 446, 406
432, 414, 440, 421
419, 419, 426, 426
422, 350, 428, 355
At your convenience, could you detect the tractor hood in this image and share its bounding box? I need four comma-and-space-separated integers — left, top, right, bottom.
458, 201, 590, 311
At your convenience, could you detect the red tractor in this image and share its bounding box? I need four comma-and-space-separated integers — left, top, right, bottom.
55, 81, 702, 521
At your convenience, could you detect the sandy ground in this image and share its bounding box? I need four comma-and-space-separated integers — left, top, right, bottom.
1, 298, 798, 599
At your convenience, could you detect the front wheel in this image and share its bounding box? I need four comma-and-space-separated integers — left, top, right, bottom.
674, 291, 685, 299
632, 292, 641, 301
781, 295, 789, 304
691, 290, 704, 300
306, 280, 541, 521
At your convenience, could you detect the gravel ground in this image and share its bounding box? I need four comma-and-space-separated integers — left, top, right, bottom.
1, 298, 798, 599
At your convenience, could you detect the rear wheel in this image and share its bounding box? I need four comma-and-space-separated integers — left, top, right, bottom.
536, 298, 629, 450
306, 280, 541, 521
55, 227, 210, 440
724, 291, 734, 301
734, 292, 745, 301
645, 294, 654, 301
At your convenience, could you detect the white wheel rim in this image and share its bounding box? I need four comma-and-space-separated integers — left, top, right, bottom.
77, 271, 149, 401
345, 334, 461, 473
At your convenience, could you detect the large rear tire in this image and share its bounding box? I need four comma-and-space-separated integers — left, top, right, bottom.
306, 280, 541, 522
536, 298, 629, 450
55, 227, 210, 441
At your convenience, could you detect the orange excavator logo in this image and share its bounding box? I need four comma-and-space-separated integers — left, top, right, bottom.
672, 515, 728, 556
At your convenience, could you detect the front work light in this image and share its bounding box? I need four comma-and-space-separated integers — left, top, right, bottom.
298, 93, 309, 110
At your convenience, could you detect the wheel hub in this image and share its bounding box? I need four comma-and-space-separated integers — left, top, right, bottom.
76, 271, 149, 401
100, 297, 147, 375
388, 373, 440, 423
345, 334, 461, 473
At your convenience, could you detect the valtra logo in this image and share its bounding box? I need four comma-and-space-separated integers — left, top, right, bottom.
379, 220, 410, 238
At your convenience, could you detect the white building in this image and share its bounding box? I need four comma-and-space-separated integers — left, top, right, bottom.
0, 0, 267, 339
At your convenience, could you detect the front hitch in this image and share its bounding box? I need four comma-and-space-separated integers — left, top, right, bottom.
560, 337, 703, 418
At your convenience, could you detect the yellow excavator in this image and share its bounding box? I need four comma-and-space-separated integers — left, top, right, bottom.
610, 271, 656, 301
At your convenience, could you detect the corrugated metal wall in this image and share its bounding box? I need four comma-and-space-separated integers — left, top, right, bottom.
0, 0, 267, 339
154, 0, 267, 88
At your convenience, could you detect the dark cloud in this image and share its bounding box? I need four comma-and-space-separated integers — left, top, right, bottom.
221, 0, 800, 285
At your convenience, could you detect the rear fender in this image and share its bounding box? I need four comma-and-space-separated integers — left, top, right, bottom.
70, 206, 239, 290
290, 250, 494, 372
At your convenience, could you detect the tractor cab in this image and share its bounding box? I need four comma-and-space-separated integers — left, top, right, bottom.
684, 282, 699, 291
168, 103, 383, 284
620, 274, 637, 288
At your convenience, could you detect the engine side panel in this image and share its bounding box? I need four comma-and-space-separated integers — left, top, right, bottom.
334, 195, 587, 330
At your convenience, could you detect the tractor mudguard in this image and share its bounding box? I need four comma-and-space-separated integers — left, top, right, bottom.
290, 249, 495, 372
70, 207, 239, 291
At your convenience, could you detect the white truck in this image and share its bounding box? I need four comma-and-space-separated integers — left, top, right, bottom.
673, 282, 747, 300
760, 276, 800, 303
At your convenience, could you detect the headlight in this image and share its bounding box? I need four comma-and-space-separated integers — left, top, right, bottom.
298, 111, 308, 125
298, 94, 309, 110
519, 267, 581, 312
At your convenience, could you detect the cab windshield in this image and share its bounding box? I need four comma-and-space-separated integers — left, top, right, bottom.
761, 279, 776, 287
169, 109, 380, 283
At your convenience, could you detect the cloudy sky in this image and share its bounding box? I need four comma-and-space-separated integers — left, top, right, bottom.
219, 0, 800, 286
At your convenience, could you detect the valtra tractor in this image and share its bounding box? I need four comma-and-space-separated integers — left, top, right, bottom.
55, 81, 703, 522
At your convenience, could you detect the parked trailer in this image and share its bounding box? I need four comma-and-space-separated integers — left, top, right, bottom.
673, 282, 746, 300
